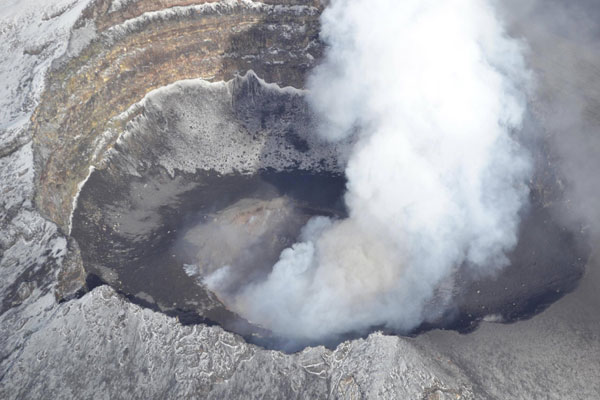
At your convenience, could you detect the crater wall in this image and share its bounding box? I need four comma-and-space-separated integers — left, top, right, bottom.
31, 0, 323, 232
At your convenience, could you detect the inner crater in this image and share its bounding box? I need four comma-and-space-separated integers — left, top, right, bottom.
71, 71, 588, 348
71, 72, 348, 339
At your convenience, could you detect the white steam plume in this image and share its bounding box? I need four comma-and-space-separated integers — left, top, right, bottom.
205, 0, 532, 342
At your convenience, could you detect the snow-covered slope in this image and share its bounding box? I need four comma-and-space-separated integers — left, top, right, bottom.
0, 0, 94, 154
0, 0, 93, 322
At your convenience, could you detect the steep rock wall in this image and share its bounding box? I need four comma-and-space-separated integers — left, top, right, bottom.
31, 0, 323, 232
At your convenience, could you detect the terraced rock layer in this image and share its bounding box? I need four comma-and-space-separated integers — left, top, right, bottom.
31, 0, 323, 233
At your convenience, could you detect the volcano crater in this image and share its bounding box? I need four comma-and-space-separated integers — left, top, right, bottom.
71, 72, 589, 349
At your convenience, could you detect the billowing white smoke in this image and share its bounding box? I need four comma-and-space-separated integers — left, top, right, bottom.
205, 0, 532, 342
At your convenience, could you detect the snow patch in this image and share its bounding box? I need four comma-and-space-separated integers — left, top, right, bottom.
0, 143, 35, 223
66, 19, 97, 58
68, 165, 95, 235
482, 314, 505, 323
108, 0, 138, 14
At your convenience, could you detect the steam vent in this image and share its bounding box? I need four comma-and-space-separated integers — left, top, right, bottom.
1, 0, 599, 399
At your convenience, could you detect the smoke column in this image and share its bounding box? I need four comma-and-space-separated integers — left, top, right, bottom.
205, 0, 532, 342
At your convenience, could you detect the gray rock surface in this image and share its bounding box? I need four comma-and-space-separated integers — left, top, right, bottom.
421, 251, 600, 400
2, 259, 597, 399
0, 285, 476, 399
